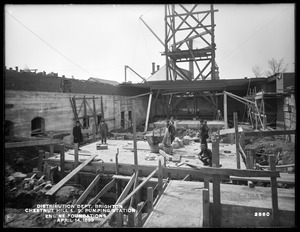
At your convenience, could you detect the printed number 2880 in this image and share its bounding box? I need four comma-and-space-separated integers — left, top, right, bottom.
254, 212, 270, 216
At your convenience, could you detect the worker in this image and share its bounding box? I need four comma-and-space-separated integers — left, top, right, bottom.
199, 119, 210, 148
99, 119, 108, 144
198, 144, 212, 166
158, 120, 173, 155
73, 120, 83, 151
168, 117, 176, 144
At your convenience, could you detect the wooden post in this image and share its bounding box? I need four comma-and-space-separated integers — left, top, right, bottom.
158, 159, 163, 196
116, 211, 124, 227
212, 175, 221, 228
74, 142, 79, 184
37, 150, 44, 172
127, 209, 135, 227
130, 170, 140, 208
60, 145, 65, 178
269, 155, 279, 226
136, 202, 143, 227
49, 132, 54, 156
92, 123, 96, 141
204, 176, 209, 190
234, 112, 240, 169
147, 187, 153, 213
212, 139, 219, 168
132, 99, 138, 165
115, 148, 120, 201
144, 92, 153, 132
202, 188, 210, 228
223, 91, 228, 129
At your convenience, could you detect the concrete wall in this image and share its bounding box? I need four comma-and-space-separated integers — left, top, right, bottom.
5, 90, 148, 144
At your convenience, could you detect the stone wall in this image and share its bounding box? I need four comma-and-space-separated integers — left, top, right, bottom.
5, 90, 148, 144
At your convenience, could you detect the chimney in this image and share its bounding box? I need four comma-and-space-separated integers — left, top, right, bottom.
15, 66, 18, 72
151, 62, 155, 75
157, 65, 160, 71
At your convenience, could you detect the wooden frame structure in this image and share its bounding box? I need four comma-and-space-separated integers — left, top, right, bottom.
163, 4, 219, 81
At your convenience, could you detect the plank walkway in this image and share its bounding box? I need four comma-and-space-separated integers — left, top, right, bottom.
143, 180, 295, 228
143, 180, 204, 228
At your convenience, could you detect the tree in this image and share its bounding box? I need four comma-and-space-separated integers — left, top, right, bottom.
264, 57, 288, 76
252, 65, 263, 77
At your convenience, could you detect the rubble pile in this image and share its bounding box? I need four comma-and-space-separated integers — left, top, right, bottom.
245, 135, 295, 168
5, 163, 53, 208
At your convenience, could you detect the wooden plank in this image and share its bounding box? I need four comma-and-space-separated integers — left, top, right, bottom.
202, 188, 210, 227
88, 179, 116, 206
5, 138, 62, 148
75, 174, 101, 205
116, 173, 136, 204
119, 167, 158, 206
112, 174, 164, 183
45, 154, 98, 196
229, 174, 294, 185
270, 155, 279, 226
144, 92, 153, 132
244, 130, 295, 137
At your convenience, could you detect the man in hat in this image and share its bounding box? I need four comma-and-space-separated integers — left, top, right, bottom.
199, 119, 210, 148
73, 120, 83, 150
99, 119, 108, 144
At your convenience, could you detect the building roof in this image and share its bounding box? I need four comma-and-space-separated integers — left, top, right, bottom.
87, 77, 119, 86
146, 65, 192, 81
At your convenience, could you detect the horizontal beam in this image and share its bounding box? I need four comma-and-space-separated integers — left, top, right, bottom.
244, 130, 295, 137
112, 174, 167, 183
5, 139, 62, 148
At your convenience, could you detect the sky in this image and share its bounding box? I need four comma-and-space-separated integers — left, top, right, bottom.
4, 4, 295, 83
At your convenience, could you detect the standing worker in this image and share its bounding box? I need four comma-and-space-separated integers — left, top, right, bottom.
168, 117, 176, 144
199, 119, 210, 148
158, 120, 173, 155
99, 119, 108, 144
73, 120, 83, 151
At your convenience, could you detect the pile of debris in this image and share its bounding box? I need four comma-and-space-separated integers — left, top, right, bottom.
245, 135, 295, 170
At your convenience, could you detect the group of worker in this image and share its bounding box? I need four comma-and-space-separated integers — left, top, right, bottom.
73, 116, 213, 166
72, 118, 108, 150
159, 117, 213, 166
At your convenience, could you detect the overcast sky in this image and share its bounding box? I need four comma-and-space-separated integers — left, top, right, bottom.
4, 4, 295, 83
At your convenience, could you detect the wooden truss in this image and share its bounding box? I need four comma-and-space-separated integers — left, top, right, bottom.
69, 95, 104, 134
163, 4, 219, 81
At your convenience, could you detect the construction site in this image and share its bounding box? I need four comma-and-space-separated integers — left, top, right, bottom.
4, 4, 295, 228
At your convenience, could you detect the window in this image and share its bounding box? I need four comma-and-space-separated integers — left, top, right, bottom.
31, 117, 45, 136
83, 116, 89, 128
5, 120, 14, 136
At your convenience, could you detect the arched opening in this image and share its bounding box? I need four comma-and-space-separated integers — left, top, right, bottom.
31, 117, 45, 136
4, 120, 14, 136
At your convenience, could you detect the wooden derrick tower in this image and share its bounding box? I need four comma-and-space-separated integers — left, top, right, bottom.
163, 4, 219, 81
